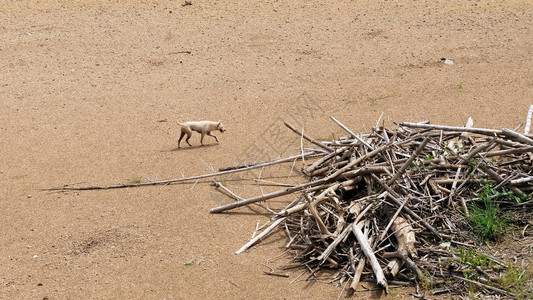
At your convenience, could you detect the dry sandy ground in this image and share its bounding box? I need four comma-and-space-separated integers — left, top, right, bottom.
1, 0, 532, 299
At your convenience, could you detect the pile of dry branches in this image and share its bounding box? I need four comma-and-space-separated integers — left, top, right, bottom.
46, 113, 533, 297
210, 117, 533, 298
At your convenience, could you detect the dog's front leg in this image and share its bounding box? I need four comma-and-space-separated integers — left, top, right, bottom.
200, 132, 206, 146
207, 132, 219, 143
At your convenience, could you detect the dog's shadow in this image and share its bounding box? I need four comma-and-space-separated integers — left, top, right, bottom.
167, 143, 218, 152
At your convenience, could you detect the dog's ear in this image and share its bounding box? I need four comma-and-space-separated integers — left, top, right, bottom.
217, 121, 221, 127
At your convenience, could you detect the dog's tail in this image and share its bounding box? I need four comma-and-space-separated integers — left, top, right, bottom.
177, 122, 185, 127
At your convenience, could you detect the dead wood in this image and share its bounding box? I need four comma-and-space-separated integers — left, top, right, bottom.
283, 121, 334, 152
209, 118, 533, 297
352, 222, 388, 292
45, 151, 321, 191
48, 116, 533, 298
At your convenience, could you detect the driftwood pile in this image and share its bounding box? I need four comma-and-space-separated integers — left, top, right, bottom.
210, 117, 533, 298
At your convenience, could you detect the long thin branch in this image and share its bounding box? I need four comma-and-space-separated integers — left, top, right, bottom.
284, 121, 334, 152
235, 217, 286, 254
210, 178, 328, 213
44, 151, 320, 191
401, 122, 503, 136
330, 116, 374, 150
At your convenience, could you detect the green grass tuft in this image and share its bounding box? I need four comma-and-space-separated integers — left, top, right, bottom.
468, 183, 509, 241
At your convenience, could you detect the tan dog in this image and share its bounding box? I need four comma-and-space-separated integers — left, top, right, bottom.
177, 121, 226, 148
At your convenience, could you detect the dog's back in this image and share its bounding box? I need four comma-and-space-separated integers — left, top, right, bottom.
178, 121, 223, 133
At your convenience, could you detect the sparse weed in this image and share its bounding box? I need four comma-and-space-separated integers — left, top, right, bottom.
499, 266, 530, 299
344, 98, 356, 104
131, 173, 143, 184
184, 260, 195, 266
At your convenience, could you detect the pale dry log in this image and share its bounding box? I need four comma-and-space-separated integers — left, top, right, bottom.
351, 223, 388, 293
485, 145, 533, 157
235, 217, 286, 254
212, 180, 243, 201
525, 105, 533, 135
350, 221, 370, 292
284, 121, 335, 152
351, 252, 366, 291
280, 202, 308, 216
386, 217, 417, 277
510, 176, 533, 185
494, 138, 531, 148
501, 128, 533, 145
253, 179, 294, 187
401, 122, 503, 136
330, 116, 374, 150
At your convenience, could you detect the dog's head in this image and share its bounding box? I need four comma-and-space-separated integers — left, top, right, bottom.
217, 121, 226, 133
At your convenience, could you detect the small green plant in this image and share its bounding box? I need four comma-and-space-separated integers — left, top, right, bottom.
468, 183, 509, 241
184, 260, 195, 266
131, 173, 143, 184
410, 160, 430, 171
458, 82, 464, 90
499, 266, 530, 299
455, 248, 492, 268
344, 98, 356, 104
467, 158, 479, 172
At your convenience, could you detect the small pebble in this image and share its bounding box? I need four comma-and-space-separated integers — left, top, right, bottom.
441, 57, 454, 65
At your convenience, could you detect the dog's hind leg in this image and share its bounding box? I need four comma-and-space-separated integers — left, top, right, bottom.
207, 132, 219, 143
178, 131, 186, 148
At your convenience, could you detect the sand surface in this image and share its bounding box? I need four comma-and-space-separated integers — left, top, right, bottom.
1, 0, 532, 299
